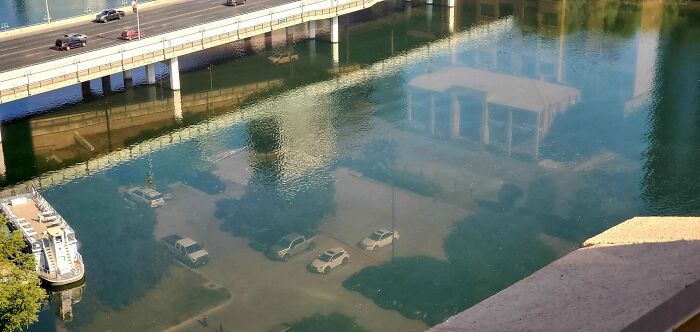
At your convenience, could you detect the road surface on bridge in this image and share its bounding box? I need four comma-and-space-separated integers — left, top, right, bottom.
0, 0, 302, 73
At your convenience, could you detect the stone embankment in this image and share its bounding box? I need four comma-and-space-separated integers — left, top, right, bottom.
431, 217, 700, 331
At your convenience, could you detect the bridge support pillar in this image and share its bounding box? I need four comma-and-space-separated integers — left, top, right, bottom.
123, 69, 133, 81
448, 6, 455, 33
308, 21, 316, 39
331, 16, 339, 43
426, 0, 432, 4
146, 64, 156, 84
447, 0, 454, 7
169, 57, 181, 91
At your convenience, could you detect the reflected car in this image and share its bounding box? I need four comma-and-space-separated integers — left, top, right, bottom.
224, 0, 246, 6
309, 247, 349, 274
55, 33, 87, 51
268, 52, 299, 64
126, 186, 165, 207
360, 228, 399, 251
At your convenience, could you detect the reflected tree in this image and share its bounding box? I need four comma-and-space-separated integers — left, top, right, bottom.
287, 312, 369, 332
642, 7, 700, 215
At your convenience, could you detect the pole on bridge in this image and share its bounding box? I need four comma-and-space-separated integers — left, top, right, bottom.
133, 0, 142, 41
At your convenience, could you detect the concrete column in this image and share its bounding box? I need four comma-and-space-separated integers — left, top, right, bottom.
451, 94, 460, 138
447, 0, 455, 7
173, 90, 183, 122
331, 16, 339, 44
123, 69, 133, 81
101, 76, 112, 96
429, 94, 436, 135
308, 21, 316, 39
407, 91, 412, 122
426, 0, 433, 4
169, 57, 181, 91
332, 43, 340, 66
146, 64, 156, 84
448, 7, 455, 33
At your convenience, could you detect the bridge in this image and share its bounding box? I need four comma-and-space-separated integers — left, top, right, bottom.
0, 0, 456, 105
0, 16, 512, 196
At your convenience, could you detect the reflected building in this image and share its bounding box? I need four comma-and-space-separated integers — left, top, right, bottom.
0, 79, 283, 187
408, 67, 580, 159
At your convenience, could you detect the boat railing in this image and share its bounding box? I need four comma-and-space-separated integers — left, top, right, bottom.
31, 186, 67, 228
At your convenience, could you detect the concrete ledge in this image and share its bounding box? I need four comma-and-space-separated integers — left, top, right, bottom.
431, 217, 700, 332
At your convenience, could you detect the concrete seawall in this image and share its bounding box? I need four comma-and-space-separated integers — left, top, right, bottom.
432, 217, 700, 331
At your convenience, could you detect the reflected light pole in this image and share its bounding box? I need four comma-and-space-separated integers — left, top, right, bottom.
44, 0, 52, 23
391, 184, 395, 261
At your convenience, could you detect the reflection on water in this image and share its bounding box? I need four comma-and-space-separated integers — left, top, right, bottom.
1, 0, 698, 331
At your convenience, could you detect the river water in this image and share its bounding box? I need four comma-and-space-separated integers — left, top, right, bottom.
2, 1, 699, 331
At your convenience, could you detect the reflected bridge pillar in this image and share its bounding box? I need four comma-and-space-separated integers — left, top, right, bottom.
481, 96, 490, 145
169, 57, 181, 91
101, 76, 112, 96
448, 6, 455, 33
332, 43, 339, 67
81, 81, 92, 100
429, 94, 436, 135
308, 20, 316, 39
451, 94, 460, 138
407, 91, 412, 122
0, 123, 5, 180
331, 16, 339, 43
173, 90, 183, 122
146, 63, 157, 85
123, 69, 133, 81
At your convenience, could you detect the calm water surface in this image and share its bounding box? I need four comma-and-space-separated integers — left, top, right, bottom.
2, 1, 699, 331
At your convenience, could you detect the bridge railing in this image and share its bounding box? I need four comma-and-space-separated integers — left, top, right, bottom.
0, 0, 382, 103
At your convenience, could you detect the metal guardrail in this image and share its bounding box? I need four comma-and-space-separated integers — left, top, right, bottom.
0, 0, 382, 104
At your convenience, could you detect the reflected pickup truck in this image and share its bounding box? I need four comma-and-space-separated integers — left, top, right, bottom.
163, 234, 210, 267
269, 232, 318, 261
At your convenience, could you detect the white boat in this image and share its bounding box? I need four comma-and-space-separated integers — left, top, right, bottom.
0, 188, 84, 286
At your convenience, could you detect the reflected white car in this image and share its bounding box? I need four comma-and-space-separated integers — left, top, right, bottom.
360, 228, 399, 251
309, 247, 349, 274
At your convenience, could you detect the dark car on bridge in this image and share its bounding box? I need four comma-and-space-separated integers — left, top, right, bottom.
95, 9, 125, 23
55, 33, 87, 51
224, 0, 246, 6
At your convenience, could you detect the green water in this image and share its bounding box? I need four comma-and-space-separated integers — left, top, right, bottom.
3, 1, 699, 331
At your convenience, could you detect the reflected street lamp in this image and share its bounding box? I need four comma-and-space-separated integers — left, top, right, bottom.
44, 0, 52, 23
